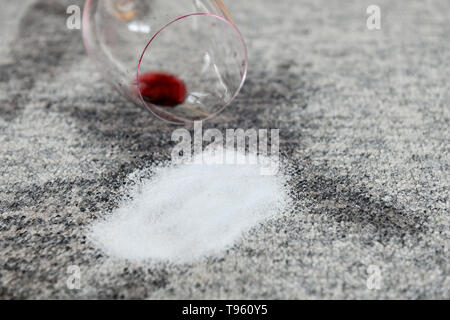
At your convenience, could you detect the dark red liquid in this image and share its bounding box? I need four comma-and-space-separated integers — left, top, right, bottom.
138, 72, 187, 107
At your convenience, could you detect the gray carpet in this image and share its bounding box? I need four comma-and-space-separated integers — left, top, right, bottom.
0, 0, 448, 299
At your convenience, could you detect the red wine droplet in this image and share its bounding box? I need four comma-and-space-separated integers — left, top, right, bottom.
138, 72, 187, 107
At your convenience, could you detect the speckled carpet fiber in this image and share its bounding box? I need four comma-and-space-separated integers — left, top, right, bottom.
0, 0, 448, 299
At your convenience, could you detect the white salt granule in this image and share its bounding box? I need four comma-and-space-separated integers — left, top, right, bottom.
89, 149, 290, 264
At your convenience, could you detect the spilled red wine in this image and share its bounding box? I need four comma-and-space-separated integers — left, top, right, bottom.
138, 72, 187, 107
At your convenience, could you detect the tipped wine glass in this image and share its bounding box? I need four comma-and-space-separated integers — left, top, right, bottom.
82, 0, 248, 124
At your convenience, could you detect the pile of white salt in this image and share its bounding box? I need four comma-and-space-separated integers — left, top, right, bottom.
89, 149, 290, 264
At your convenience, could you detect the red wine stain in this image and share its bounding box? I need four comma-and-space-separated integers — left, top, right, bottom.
138, 72, 187, 107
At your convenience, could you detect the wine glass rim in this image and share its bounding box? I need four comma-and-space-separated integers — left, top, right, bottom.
137, 12, 248, 125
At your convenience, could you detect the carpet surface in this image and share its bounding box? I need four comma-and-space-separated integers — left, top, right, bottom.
0, 0, 448, 299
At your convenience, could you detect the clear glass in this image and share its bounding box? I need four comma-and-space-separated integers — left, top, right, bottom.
82, 0, 248, 124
